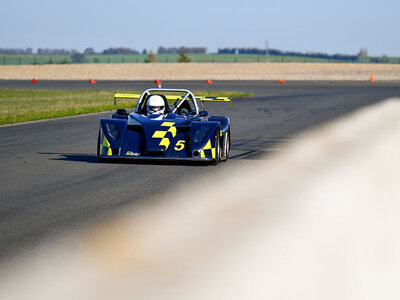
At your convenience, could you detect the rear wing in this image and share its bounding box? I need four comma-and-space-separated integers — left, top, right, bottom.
114, 93, 141, 106
114, 93, 231, 108
195, 96, 231, 110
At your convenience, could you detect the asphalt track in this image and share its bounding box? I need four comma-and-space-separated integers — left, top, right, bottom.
1, 80, 400, 261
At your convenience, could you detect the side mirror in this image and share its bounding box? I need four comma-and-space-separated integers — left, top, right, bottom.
199, 111, 208, 117
116, 109, 128, 115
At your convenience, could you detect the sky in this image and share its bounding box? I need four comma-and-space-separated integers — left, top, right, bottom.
1, 0, 399, 56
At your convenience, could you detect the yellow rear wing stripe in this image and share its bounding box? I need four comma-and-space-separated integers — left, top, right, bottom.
114, 93, 142, 99
113, 93, 231, 108
114, 93, 231, 102
195, 97, 231, 102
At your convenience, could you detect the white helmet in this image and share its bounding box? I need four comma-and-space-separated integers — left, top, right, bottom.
147, 95, 165, 115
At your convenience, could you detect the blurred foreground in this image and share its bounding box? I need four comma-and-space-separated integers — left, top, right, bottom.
0, 98, 399, 299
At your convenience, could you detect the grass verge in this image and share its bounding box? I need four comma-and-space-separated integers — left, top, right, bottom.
0, 89, 252, 125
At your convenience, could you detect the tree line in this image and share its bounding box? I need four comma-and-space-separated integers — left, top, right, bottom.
0, 47, 206, 55
218, 47, 359, 61
1, 46, 384, 63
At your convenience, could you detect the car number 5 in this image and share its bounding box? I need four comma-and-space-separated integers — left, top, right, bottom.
174, 140, 185, 151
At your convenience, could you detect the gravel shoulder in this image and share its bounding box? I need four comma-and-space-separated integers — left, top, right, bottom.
1, 63, 400, 81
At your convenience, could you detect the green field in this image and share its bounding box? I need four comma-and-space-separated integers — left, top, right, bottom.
1, 53, 399, 65
0, 89, 251, 125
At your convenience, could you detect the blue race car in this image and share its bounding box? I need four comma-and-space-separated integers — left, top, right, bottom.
97, 88, 231, 164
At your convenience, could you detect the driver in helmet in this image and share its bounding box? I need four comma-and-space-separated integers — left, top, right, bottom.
146, 95, 166, 120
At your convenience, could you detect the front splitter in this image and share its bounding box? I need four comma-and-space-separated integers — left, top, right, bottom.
97, 155, 217, 165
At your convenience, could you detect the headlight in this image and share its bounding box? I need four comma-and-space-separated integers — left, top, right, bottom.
106, 123, 119, 140
194, 126, 209, 143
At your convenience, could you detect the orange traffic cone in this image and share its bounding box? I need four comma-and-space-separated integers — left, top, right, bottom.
370, 72, 374, 82
154, 80, 162, 88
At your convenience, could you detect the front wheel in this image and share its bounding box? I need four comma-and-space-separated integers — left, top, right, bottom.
221, 128, 230, 162
97, 128, 108, 162
213, 131, 222, 165
97, 129, 101, 156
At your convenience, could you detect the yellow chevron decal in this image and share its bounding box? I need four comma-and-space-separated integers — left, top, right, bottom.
152, 130, 167, 138
168, 126, 176, 137
152, 122, 176, 150
159, 138, 170, 149
161, 122, 175, 127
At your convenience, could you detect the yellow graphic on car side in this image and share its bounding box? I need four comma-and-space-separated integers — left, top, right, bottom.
152, 122, 177, 150
100, 134, 112, 156
200, 139, 216, 158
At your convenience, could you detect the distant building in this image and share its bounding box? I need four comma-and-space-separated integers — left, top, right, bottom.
157, 47, 207, 54
218, 48, 236, 54
218, 47, 359, 62
0, 48, 32, 54
37, 48, 78, 55
102, 48, 139, 55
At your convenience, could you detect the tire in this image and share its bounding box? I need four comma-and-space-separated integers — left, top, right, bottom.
97, 128, 106, 163
97, 129, 101, 156
213, 130, 222, 165
221, 128, 230, 162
